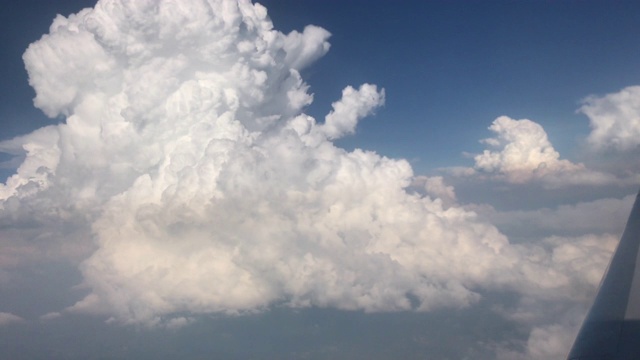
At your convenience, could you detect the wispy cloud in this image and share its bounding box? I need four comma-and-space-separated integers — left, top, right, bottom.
0, 312, 24, 326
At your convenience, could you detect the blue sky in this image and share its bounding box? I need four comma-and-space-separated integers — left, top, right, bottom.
262, 0, 640, 170
2, 1, 640, 359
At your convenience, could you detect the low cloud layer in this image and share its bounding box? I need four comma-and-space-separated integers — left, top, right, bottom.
474, 194, 635, 240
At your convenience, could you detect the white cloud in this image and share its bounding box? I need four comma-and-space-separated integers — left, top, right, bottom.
412, 175, 457, 208
40, 312, 62, 321
468, 116, 616, 187
283, 25, 331, 70
0, 3, 624, 359
524, 324, 579, 360
503, 233, 615, 303
320, 84, 385, 140
2, 0, 518, 326
545, 234, 618, 300
0, 312, 24, 326
496, 323, 579, 360
490, 233, 617, 360
581, 86, 640, 151
474, 193, 635, 239
0, 126, 60, 201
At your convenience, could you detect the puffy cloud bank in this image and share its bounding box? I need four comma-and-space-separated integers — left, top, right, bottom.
0, 2, 616, 349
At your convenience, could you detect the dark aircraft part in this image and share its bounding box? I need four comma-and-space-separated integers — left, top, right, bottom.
567, 191, 640, 359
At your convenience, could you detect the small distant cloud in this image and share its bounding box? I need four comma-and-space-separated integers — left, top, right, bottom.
474, 116, 592, 183
165, 316, 193, 330
452, 116, 619, 188
40, 312, 62, 321
0, 312, 24, 326
581, 86, 640, 151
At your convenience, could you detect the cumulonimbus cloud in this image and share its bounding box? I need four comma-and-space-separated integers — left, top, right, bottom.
0, 0, 613, 332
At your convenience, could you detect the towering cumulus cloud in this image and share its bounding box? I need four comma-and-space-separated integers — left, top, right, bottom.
0, 0, 607, 334
470, 116, 615, 187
